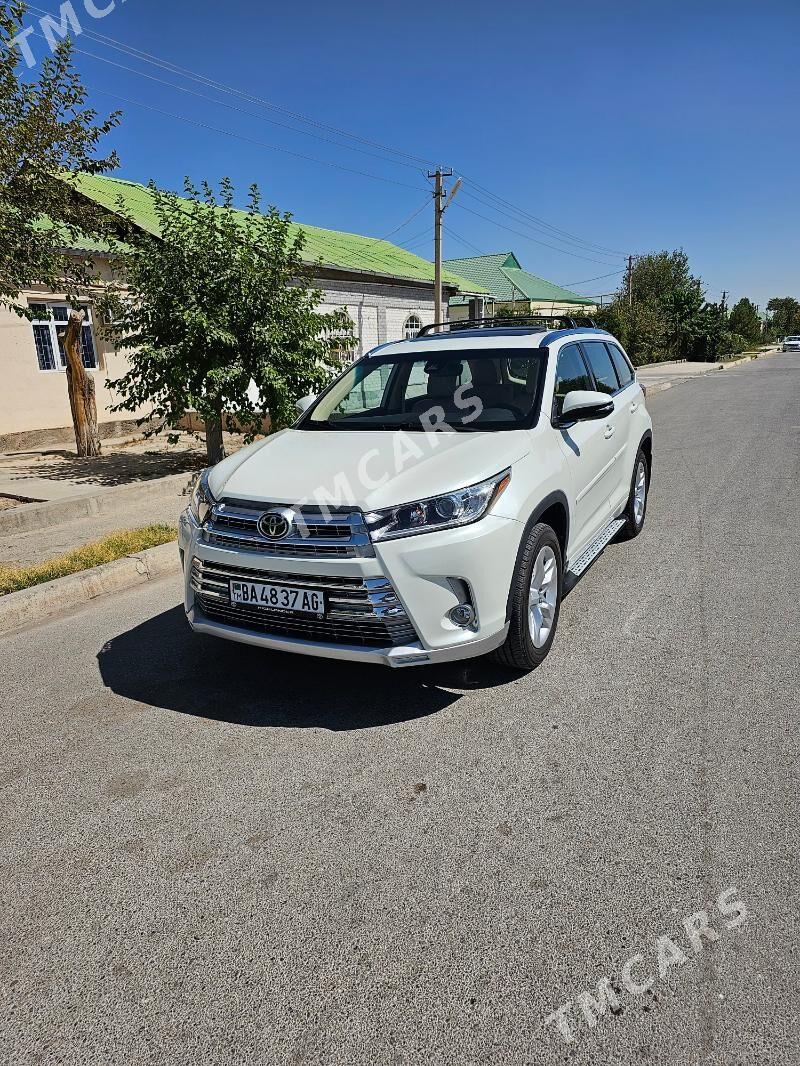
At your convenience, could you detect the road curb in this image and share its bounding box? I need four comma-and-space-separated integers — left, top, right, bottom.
643, 349, 779, 397
0, 471, 196, 535
0, 540, 181, 635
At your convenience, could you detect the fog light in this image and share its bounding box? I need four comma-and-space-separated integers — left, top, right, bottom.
449, 604, 475, 628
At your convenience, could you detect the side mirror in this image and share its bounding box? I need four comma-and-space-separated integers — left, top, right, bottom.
559, 390, 614, 423
295, 393, 317, 416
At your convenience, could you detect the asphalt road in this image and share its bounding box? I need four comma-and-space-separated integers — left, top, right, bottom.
1, 353, 798, 1065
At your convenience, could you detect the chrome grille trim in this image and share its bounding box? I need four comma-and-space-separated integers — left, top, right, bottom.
190, 558, 418, 648
203, 502, 374, 559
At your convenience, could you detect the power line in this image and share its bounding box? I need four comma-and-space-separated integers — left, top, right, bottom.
559, 268, 626, 287
25, 6, 626, 262
459, 176, 628, 257
381, 198, 430, 239
460, 187, 623, 261
84, 84, 429, 193
445, 227, 486, 256
22, 8, 635, 269
395, 226, 433, 249
451, 202, 627, 267
401, 235, 433, 254
25, 3, 437, 170
50, 36, 429, 174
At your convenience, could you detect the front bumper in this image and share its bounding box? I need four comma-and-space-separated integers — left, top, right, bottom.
179, 507, 520, 667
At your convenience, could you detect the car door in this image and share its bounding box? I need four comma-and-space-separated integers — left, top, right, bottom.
604, 340, 643, 512
552, 342, 618, 555
579, 339, 629, 514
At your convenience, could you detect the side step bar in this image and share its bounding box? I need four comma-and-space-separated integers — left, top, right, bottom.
567, 518, 626, 579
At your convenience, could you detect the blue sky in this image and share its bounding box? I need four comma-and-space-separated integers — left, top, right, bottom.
22, 0, 800, 306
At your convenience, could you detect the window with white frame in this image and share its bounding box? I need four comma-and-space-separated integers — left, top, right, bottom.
29, 303, 98, 372
404, 314, 422, 340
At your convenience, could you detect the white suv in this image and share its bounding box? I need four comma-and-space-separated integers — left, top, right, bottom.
179, 320, 652, 671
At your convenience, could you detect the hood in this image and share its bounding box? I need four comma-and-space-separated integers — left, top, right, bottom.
208, 429, 531, 510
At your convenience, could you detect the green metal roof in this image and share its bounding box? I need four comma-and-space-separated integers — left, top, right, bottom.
67, 174, 484, 293
444, 251, 593, 306
32, 215, 121, 255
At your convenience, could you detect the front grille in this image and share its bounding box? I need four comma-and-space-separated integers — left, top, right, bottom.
191, 558, 418, 648
203, 501, 373, 559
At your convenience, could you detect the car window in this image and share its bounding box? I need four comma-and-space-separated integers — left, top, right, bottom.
327, 362, 393, 416
304, 349, 548, 431
554, 344, 592, 414
606, 343, 634, 387
582, 341, 620, 395
401, 358, 471, 403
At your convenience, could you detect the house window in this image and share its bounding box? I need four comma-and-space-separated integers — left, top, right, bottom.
405, 314, 422, 340
29, 302, 97, 372
327, 308, 359, 362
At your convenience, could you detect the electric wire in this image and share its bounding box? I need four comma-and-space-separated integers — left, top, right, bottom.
22, 5, 629, 262
84, 84, 429, 193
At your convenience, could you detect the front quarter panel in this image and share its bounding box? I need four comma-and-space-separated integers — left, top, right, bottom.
492, 421, 572, 549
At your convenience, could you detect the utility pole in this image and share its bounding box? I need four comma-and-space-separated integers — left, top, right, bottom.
627, 254, 634, 307
428, 167, 457, 325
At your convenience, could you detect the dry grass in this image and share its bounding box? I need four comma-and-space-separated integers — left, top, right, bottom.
0, 524, 177, 596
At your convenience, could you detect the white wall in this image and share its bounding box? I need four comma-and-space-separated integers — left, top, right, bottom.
317, 277, 439, 357
0, 266, 445, 444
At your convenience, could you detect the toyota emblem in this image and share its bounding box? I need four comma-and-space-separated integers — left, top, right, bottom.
258, 511, 291, 540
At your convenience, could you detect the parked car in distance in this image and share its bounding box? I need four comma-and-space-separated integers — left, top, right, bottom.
782, 336, 800, 352
179, 318, 653, 671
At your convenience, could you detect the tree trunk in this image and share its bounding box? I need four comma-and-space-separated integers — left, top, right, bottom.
63, 309, 101, 458
205, 404, 225, 465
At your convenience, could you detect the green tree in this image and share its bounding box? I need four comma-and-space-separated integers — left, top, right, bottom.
106, 179, 356, 464
595, 250, 729, 364
593, 300, 667, 365
728, 298, 761, 343
0, 1, 120, 315
628, 249, 697, 306
766, 297, 800, 338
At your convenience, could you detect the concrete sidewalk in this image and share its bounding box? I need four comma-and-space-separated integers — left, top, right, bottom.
0, 430, 246, 568
0, 475, 190, 567
0, 430, 209, 503
636, 347, 778, 393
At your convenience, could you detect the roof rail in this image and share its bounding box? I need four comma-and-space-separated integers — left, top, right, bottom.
416, 315, 598, 338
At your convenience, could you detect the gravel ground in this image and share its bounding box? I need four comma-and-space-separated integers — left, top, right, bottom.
0, 353, 798, 1065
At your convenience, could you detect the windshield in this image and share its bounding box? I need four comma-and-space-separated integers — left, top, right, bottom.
301, 348, 548, 432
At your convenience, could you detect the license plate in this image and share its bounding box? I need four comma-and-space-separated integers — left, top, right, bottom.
229, 580, 325, 615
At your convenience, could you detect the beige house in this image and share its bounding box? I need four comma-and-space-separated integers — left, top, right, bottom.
1, 174, 481, 452
0, 249, 141, 451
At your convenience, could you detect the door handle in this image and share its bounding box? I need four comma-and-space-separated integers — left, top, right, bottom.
604, 424, 615, 439
630, 402, 638, 413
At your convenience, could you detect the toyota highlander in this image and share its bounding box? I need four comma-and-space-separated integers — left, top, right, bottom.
179, 320, 653, 671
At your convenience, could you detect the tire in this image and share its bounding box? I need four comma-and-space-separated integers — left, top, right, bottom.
493, 522, 563, 672
618, 447, 649, 540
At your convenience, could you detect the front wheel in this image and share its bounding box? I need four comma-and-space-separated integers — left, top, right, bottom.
493, 523, 562, 672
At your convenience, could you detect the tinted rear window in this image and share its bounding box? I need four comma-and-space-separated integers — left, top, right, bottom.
582, 341, 620, 395
606, 343, 634, 387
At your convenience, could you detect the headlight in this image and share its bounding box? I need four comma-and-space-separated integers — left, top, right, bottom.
190, 469, 216, 526
364, 470, 511, 542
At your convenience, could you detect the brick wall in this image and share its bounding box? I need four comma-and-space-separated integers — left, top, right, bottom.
317, 277, 438, 356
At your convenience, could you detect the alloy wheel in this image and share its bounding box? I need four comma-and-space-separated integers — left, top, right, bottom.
528, 545, 558, 649
633, 459, 647, 526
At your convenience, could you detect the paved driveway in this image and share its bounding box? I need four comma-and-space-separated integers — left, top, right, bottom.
1, 354, 798, 1064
